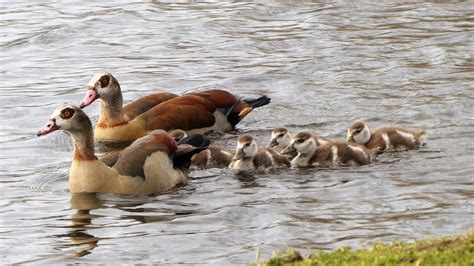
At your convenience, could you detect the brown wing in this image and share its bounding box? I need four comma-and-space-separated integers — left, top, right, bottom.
266, 148, 290, 167
138, 95, 216, 131
99, 150, 121, 167
123, 92, 178, 120
161, 95, 217, 113
186, 89, 237, 108
112, 130, 176, 178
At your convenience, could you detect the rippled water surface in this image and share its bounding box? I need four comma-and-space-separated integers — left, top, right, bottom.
1, 1, 473, 264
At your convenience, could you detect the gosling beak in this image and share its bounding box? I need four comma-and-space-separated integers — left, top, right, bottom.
268, 138, 278, 148
346, 132, 354, 142
233, 149, 245, 160
281, 144, 296, 154
37, 119, 59, 136
79, 88, 99, 109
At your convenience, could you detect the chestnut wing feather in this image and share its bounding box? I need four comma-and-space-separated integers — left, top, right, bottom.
137, 95, 216, 131
186, 89, 237, 108
112, 134, 173, 178
123, 92, 178, 120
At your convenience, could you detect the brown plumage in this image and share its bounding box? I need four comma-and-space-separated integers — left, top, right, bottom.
191, 145, 234, 170
37, 105, 209, 195
186, 88, 271, 128
229, 134, 290, 171
283, 132, 372, 167
80, 73, 271, 142
169, 129, 234, 170
123, 92, 178, 121
347, 121, 427, 154
138, 95, 217, 132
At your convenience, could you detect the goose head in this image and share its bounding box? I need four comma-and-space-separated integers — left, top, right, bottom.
347, 121, 371, 144
37, 104, 92, 137
268, 128, 291, 149
282, 132, 317, 156
80, 72, 121, 108
233, 134, 258, 160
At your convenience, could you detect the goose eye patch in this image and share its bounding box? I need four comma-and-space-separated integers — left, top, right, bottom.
60, 107, 75, 119
99, 75, 110, 88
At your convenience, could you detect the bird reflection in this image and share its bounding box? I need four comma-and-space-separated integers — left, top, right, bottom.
67, 193, 104, 257
63, 192, 189, 257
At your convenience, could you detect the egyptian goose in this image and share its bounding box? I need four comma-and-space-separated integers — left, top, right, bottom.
282, 132, 372, 167
229, 134, 290, 172
168, 129, 233, 170
79, 72, 271, 142
37, 104, 209, 195
346, 121, 427, 154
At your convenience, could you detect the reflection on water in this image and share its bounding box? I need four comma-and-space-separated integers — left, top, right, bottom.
1, 1, 473, 264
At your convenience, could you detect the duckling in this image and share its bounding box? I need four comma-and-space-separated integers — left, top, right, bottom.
229, 134, 290, 171
168, 129, 233, 169
282, 132, 371, 167
346, 121, 427, 154
169, 129, 187, 143
268, 128, 291, 151
37, 104, 209, 195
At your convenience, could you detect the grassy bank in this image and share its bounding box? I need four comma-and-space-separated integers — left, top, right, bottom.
256, 232, 474, 265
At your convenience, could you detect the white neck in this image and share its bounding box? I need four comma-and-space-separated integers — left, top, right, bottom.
353, 125, 371, 144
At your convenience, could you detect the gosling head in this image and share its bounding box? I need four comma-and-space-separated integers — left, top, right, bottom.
79, 72, 121, 108
268, 128, 291, 149
233, 134, 259, 160
282, 132, 318, 156
347, 121, 371, 144
168, 129, 188, 143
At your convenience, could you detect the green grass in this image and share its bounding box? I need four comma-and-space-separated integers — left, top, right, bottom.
256, 232, 474, 266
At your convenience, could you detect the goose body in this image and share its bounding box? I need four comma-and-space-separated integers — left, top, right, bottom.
283, 132, 371, 167
229, 134, 290, 172
80, 73, 271, 142
347, 122, 427, 154
37, 105, 207, 195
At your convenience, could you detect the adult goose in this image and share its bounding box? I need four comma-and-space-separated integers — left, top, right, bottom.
79, 72, 271, 142
37, 104, 209, 195
346, 121, 427, 154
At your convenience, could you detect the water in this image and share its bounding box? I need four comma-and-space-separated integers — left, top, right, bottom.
1, 1, 473, 264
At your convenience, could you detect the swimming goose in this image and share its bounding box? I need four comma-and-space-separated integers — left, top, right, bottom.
37, 104, 209, 195
168, 129, 233, 170
346, 121, 427, 154
79, 72, 271, 142
229, 134, 290, 171
282, 132, 372, 167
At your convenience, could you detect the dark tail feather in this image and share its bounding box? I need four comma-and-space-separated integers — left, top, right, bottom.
243, 95, 271, 109
173, 134, 210, 172
227, 95, 271, 127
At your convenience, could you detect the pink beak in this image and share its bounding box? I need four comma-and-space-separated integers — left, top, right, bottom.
79, 88, 99, 109
37, 119, 60, 136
